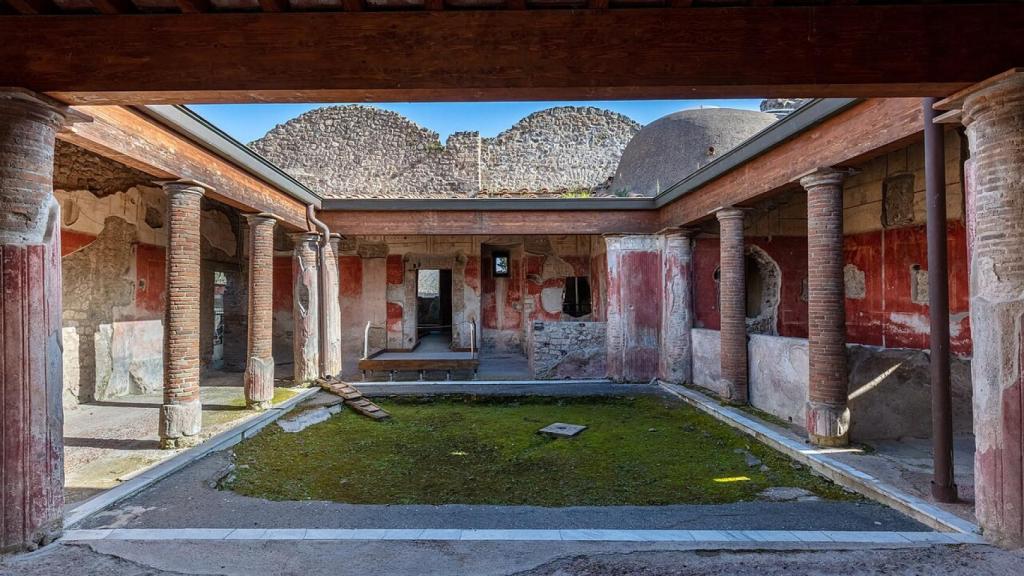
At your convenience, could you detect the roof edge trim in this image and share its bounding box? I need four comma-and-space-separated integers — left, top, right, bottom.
136, 104, 323, 208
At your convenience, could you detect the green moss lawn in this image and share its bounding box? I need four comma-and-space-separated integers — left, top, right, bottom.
226, 395, 855, 506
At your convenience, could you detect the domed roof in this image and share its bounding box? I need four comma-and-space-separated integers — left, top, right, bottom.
611, 108, 777, 197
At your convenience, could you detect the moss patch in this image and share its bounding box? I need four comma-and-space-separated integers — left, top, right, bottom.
227, 395, 856, 506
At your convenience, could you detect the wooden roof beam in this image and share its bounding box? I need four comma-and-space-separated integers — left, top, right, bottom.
89, 0, 138, 14
257, 0, 289, 11
176, 0, 213, 13
6, 0, 58, 14
3, 6, 1021, 104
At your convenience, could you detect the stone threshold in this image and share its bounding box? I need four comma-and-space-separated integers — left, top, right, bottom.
658, 381, 981, 536
61, 528, 986, 546
361, 379, 614, 386
62, 386, 322, 530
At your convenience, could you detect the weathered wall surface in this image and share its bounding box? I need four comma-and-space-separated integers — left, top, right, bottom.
691, 328, 724, 396
335, 234, 603, 376
56, 142, 248, 406
250, 105, 639, 198
691, 132, 971, 355
748, 334, 809, 426
694, 329, 973, 440
527, 321, 607, 379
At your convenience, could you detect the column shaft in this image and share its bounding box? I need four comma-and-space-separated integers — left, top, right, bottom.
0, 91, 71, 553
292, 233, 320, 385
160, 181, 205, 449
717, 208, 747, 403
802, 168, 850, 447
659, 229, 695, 384
323, 236, 343, 377
244, 214, 276, 409
960, 72, 1024, 547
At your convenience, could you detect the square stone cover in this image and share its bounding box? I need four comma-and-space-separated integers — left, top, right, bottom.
538, 422, 587, 438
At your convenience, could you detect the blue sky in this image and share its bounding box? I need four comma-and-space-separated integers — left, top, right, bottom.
189, 100, 763, 144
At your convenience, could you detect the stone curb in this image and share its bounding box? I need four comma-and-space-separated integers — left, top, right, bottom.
61, 528, 987, 546
658, 381, 981, 536
63, 386, 321, 529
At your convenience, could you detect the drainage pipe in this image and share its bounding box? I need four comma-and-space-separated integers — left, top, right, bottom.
306, 205, 331, 378
923, 97, 957, 503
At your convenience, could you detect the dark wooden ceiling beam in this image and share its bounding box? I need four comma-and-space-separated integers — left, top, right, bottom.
90, 0, 138, 14
424, 0, 444, 10
1, 5, 1021, 104
176, 0, 213, 13
257, 0, 289, 11
340, 0, 363, 10
5, 0, 58, 14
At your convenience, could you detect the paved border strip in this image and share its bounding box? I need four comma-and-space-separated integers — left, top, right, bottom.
63, 386, 321, 529
658, 382, 981, 536
60, 528, 986, 545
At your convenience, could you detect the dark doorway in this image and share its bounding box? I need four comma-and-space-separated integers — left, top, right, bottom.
417, 269, 453, 346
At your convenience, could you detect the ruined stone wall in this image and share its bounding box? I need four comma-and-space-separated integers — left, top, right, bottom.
527, 321, 606, 379
249, 105, 639, 198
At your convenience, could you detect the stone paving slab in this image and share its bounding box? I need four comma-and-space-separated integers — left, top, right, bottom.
61, 528, 988, 545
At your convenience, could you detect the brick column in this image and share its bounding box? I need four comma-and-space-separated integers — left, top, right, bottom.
244, 214, 276, 410
717, 208, 747, 403
956, 72, 1024, 547
801, 167, 850, 447
159, 180, 207, 449
0, 91, 76, 553
323, 235, 343, 377
292, 232, 320, 385
604, 234, 661, 383
659, 228, 696, 384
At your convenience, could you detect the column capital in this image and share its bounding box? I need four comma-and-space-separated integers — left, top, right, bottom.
798, 167, 854, 189
244, 212, 279, 226
289, 231, 322, 247
158, 179, 210, 197
603, 233, 660, 252
0, 88, 90, 128
715, 207, 746, 222
935, 69, 1024, 127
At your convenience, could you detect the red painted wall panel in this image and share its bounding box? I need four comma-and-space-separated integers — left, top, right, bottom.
60, 229, 96, 256
272, 255, 293, 314
339, 255, 362, 297
134, 243, 166, 318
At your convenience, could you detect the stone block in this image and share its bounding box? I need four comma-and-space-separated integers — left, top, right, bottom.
539, 423, 587, 438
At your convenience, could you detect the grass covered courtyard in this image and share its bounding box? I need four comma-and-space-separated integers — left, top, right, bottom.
226, 395, 856, 506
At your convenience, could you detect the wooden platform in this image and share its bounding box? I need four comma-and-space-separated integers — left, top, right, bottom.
358, 350, 480, 375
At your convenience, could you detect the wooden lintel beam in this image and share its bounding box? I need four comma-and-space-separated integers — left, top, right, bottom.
90, 0, 138, 14
588, 0, 609, 9
340, 0, 363, 10
176, 0, 213, 13
6, 0, 58, 14
60, 105, 310, 230
423, 0, 444, 10
1, 6, 1021, 104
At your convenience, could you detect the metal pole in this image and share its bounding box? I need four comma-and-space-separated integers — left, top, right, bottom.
923, 97, 957, 503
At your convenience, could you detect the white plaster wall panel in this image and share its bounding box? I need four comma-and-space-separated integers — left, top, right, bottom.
691, 328, 725, 396
93, 320, 164, 400
748, 334, 809, 426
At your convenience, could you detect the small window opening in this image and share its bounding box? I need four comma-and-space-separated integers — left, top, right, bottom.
493, 251, 510, 277
562, 277, 592, 318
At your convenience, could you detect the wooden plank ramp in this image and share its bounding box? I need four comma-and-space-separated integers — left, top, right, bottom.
317, 378, 390, 421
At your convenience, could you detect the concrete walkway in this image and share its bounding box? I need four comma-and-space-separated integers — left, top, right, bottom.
63, 369, 301, 506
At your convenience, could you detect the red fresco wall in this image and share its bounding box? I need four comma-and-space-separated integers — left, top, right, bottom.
339, 255, 363, 298
134, 243, 166, 318
61, 230, 96, 256
480, 251, 523, 331
691, 222, 972, 355
272, 255, 293, 315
